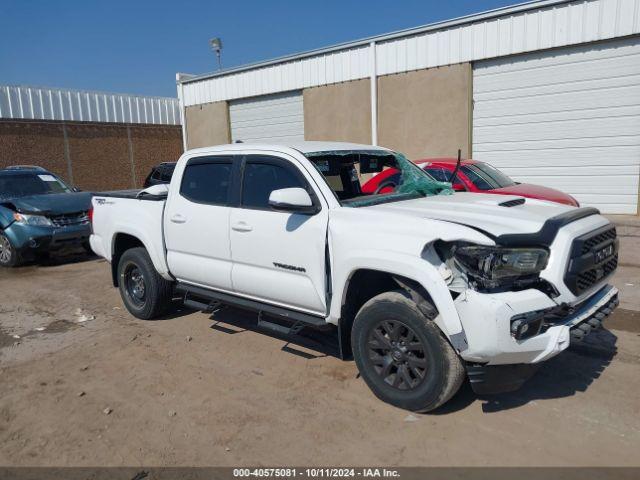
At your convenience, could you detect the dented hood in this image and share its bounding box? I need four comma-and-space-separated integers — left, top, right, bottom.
368, 192, 575, 237
3, 192, 92, 215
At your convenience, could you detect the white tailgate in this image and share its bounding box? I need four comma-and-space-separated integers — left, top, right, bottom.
90, 195, 170, 278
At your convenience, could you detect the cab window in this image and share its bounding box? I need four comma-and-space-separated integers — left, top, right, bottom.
180, 157, 233, 205
241, 156, 308, 210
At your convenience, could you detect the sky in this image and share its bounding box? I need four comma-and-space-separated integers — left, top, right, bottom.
0, 0, 518, 98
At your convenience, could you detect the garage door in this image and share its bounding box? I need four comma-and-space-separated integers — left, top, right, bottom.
229, 91, 304, 143
473, 37, 640, 214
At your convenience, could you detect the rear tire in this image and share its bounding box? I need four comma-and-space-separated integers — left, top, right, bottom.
82, 240, 94, 255
0, 231, 20, 267
117, 247, 173, 320
351, 290, 465, 412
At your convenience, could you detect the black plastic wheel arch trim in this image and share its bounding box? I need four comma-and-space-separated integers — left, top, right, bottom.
494, 207, 600, 248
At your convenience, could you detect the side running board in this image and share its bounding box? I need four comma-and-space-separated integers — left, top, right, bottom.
176, 283, 329, 331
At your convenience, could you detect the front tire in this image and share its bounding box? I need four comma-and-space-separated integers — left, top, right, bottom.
351, 290, 465, 412
0, 231, 20, 267
117, 247, 173, 320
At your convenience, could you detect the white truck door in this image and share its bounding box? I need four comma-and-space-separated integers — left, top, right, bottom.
230, 154, 329, 315
164, 155, 236, 290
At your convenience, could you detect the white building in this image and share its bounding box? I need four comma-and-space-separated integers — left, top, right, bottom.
177, 0, 640, 214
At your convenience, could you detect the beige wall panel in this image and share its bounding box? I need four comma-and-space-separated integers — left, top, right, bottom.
185, 101, 230, 149
303, 79, 371, 144
378, 63, 471, 160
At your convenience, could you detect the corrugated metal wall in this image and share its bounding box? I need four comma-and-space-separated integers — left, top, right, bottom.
376, 0, 640, 75
181, 0, 640, 106
182, 45, 371, 106
229, 91, 304, 143
473, 36, 640, 214
0, 85, 181, 125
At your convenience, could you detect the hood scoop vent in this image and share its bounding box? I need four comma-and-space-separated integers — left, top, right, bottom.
499, 198, 526, 208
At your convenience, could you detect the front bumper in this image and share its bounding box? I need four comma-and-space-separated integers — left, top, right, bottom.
7, 222, 91, 254
458, 285, 618, 395
466, 363, 541, 395
455, 284, 619, 365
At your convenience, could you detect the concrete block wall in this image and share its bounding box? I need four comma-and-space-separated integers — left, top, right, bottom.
0, 120, 183, 191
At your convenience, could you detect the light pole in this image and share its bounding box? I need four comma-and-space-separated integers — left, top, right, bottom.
210, 37, 223, 70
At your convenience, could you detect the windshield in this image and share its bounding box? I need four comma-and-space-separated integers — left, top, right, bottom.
306, 150, 452, 207
0, 173, 71, 200
461, 163, 515, 190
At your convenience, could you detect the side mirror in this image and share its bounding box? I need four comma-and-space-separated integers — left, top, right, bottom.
269, 188, 318, 214
452, 183, 466, 192
73, 187, 82, 192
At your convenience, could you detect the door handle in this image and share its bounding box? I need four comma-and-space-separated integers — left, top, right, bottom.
232, 221, 253, 232
170, 214, 186, 224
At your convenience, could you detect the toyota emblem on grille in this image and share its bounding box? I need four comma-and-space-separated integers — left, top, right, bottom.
594, 244, 614, 263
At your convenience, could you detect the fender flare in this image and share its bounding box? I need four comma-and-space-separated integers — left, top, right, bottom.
109, 225, 170, 283
0, 205, 21, 247
0, 204, 16, 229
330, 251, 467, 352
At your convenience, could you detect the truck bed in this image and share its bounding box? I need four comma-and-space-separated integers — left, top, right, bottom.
94, 189, 167, 201
89, 191, 170, 278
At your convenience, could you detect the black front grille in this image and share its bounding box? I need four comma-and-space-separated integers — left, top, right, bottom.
49, 211, 89, 228
565, 225, 618, 295
576, 256, 618, 292
581, 227, 617, 254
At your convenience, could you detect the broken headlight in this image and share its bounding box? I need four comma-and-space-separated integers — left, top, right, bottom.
453, 245, 549, 289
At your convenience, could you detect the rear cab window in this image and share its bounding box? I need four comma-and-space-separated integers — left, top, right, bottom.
157, 163, 176, 182
180, 156, 234, 206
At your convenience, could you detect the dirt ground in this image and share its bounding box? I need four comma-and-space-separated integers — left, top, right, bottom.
1, 218, 639, 467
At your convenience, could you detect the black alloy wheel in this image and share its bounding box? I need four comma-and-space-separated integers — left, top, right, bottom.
351, 290, 466, 412
367, 320, 428, 390
117, 247, 174, 320
124, 262, 147, 308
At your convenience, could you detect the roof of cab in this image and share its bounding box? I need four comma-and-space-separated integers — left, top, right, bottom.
184, 141, 391, 156
283, 141, 391, 154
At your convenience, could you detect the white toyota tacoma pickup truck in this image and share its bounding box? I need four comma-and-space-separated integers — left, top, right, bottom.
90, 141, 619, 412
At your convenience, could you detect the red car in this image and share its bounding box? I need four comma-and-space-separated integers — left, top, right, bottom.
362, 158, 579, 207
